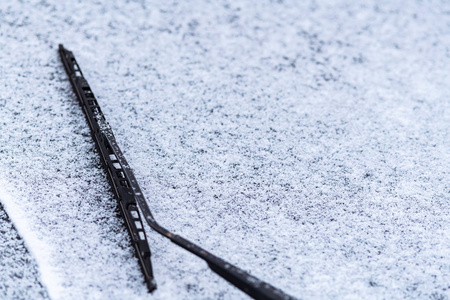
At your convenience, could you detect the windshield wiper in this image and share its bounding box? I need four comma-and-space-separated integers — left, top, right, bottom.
59, 44, 295, 300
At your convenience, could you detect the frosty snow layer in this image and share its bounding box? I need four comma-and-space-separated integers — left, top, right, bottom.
0, 197, 49, 300
0, 0, 449, 299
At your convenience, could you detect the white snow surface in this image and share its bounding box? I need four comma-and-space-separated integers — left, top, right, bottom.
0, 193, 49, 300
1, 0, 450, 299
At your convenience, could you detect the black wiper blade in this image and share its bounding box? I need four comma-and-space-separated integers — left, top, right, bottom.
58, 45, 157, 292
59, 44, 295, 300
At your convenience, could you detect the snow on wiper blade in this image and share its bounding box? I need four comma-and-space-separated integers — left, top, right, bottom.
59, 44, 295, 300
58, 44, 156, 292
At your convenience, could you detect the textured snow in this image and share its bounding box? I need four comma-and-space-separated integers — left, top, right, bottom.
1, 0, 450, 299
0, 200, 49, 300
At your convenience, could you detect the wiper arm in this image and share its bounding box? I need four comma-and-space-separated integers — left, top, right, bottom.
59, 44, 295, 300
